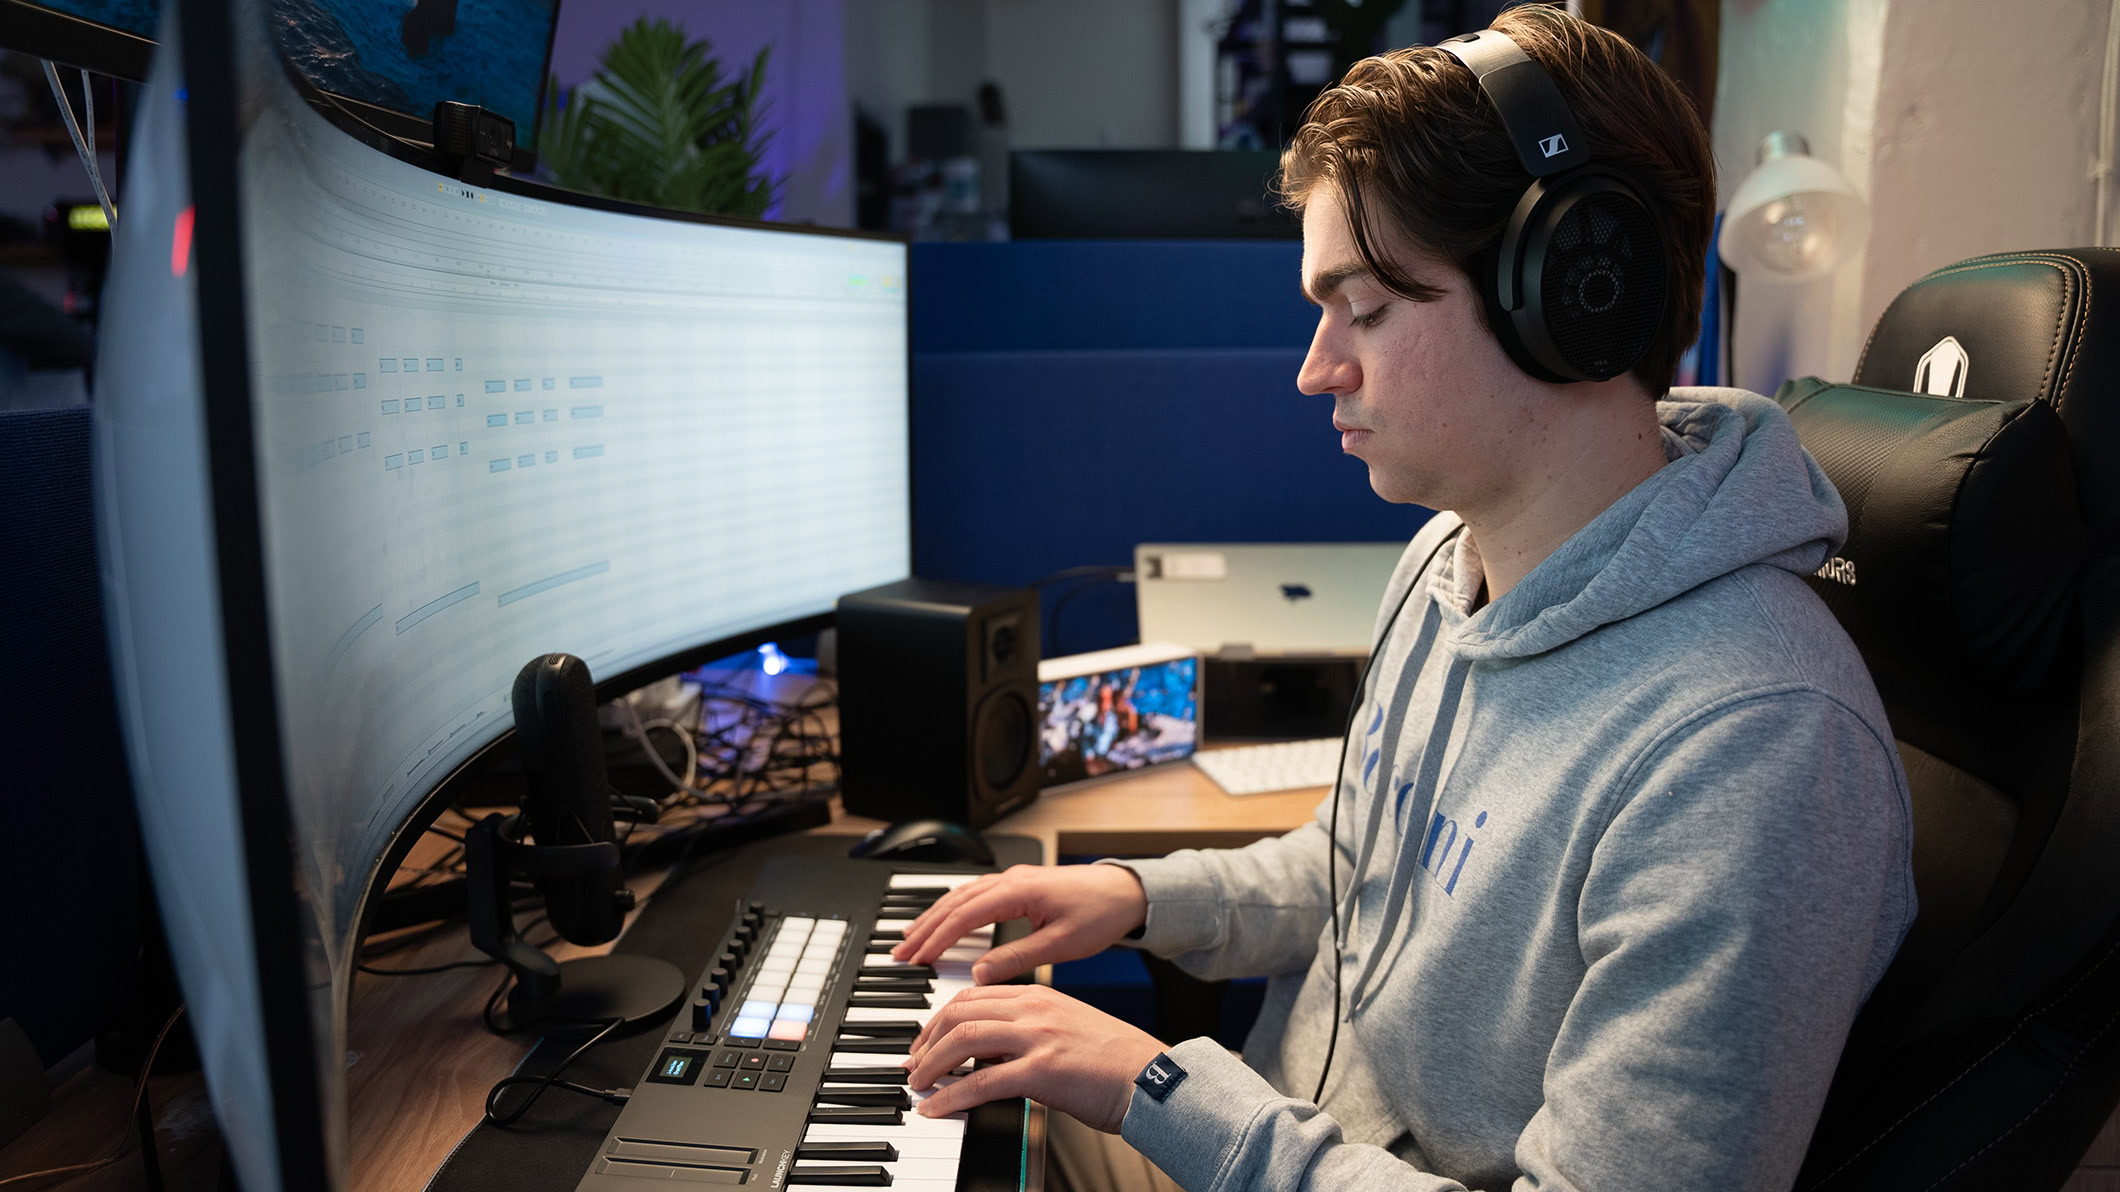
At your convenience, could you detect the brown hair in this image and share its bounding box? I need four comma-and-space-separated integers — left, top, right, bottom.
1279, 3, 1715, 395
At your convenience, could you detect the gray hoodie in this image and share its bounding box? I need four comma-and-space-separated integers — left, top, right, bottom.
1112, 388, 1916, 1191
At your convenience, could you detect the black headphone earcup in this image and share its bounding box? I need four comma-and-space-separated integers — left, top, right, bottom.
1512, 176, 1666, 383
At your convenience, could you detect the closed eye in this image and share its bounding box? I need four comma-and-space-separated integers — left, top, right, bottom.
1352, 304, 1389, 329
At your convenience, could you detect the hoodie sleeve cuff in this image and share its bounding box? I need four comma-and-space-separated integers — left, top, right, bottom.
1119, 1037, 1287, 1191
1094, 855, 1223, 956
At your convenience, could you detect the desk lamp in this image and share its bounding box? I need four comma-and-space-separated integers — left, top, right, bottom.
1717, 130, 1871, 283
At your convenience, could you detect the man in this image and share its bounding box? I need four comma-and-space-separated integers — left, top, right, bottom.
889, 7, 1914, 1189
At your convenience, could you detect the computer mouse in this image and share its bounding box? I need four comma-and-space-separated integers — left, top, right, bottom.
848, 819, 997, 865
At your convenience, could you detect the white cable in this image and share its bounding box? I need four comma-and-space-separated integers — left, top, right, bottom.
41, 61, 117, 230
2098, 0, 2120, 246
617, 698, 696, 798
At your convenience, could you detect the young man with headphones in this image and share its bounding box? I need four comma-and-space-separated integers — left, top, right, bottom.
889, 7, 1915, 1190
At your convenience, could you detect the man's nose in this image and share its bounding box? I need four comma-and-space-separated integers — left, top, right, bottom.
1297, 320, 1359, 397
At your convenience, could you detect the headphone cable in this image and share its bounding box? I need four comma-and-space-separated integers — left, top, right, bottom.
1310, 526, 1461, 1107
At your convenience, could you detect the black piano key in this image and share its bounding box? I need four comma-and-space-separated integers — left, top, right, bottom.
848, 993, 929, 1009
836, 1019, 921, 1038
823, 1066, 917, 1084
868, 930, 904, 941
883, 886, 953, 898
864, 943, 897, 954
807, 1106, 904, 1126
831, 1038, 913, 1054
853, 977, 933, 994
858, 964, 936, 978
814, 1088, 911, 1109
787, 1165, 891, 1187
796, 1142, 899, 1163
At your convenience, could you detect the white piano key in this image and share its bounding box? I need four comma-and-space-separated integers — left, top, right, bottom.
863, 1157, 964, 1182
843, 1006, 928, 1022
804, 1108, 968, 1136
804, 1127, 965, 1155
800, 1127, 964, 1160
889, 873, 983, 889
875, 918, 918, 933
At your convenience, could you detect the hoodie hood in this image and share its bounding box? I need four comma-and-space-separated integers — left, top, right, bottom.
1446, 387, 1848, 662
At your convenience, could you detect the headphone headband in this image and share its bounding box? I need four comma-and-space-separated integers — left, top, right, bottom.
1439, 31, 1589, 178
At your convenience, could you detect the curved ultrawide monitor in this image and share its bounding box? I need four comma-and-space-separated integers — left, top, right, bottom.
93, 1, 909, 1186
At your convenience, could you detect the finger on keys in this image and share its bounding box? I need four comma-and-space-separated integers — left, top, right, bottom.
897, 887, 1010, 967
891, 875, 990, 961
914, 1061, 1022, 1119
907, 983, 1021, 1058
906, 1019, 1028, 1092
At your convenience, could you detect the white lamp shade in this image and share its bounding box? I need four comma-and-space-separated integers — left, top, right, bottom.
1718, 148, 1871, 283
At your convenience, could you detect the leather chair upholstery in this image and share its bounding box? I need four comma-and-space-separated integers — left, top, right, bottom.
1777, 249, 2120, 1190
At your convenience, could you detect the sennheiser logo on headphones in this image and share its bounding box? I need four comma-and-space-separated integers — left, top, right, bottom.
1539, 133, 1569, 158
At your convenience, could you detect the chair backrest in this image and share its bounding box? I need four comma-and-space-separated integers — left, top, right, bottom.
1782, 249, 2120, 1190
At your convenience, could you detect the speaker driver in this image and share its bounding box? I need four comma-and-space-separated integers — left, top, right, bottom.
973, 688, 1033, 793
1540, 189, 1664, 381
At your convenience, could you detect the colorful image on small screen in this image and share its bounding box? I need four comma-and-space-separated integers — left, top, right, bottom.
1038, 658, 1198, 786
268, 0, 560, 149
35, 0, 159, 37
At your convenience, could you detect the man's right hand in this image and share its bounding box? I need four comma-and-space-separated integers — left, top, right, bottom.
890, 863, 1149, 984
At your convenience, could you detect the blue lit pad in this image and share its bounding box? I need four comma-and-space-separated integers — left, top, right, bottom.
729, 1017, 771, 1038
774, 1004, 814, 1024
740, 1000, 777, 1020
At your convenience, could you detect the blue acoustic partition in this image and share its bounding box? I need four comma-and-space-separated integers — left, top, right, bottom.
910, 241, 1432, 653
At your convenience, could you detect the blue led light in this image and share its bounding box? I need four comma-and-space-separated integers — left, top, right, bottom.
729, 1017, 770, 1038
773, 1004, 814, 1024
739, 1000, 777, 1020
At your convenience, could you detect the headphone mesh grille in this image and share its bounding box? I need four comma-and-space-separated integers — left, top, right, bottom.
1541, 192, 1664, 380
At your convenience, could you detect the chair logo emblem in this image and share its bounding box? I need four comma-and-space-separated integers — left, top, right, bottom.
1914, 335, 1970, 398
1539, 133, 1569, 158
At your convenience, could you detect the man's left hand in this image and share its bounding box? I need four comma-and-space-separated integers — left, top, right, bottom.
901, 984, 1165, 1133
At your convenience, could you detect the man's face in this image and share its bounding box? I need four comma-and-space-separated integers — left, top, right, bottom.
1296, 185, 1527, 510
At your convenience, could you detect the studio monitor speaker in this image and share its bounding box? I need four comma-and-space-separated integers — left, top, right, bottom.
837, 578, 1041, 829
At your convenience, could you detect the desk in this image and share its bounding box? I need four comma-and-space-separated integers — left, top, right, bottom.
343, 765, 1319, 1192
0, 765, 1322, 1192
824, 763, 1325, 861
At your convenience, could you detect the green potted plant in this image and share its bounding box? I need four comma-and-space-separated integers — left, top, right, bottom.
539, 17, 776, 219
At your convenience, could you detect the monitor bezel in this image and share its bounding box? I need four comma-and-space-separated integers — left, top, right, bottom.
181, 0, 335, 1184
178, 0, 915, 1180
0, 0, 156, 80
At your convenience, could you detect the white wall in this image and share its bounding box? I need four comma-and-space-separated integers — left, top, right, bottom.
847, 0, 1183, 157
985, 0, 1179, 149
1713, 0, 2115, 393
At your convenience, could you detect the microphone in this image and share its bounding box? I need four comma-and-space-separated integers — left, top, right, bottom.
511, 653, 624, 945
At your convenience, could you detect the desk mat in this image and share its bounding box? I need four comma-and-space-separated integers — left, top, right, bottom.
420, 832, 1041, 1192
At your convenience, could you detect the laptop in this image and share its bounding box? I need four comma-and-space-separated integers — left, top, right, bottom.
1133, 542, 1408, 656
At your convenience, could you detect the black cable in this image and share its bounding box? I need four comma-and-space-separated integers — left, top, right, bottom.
1310, 527, 1461, 1107
481, 1015, 628, 1128
1040, 568, 1134, 658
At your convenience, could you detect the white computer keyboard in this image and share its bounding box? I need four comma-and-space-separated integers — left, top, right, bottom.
1192, 737, 1343, 796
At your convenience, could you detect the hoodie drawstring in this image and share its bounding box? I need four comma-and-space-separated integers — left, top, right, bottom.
1349, 653, 1473, 1016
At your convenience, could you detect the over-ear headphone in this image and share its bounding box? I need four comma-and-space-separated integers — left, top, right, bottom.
1438, 30, 1667, 385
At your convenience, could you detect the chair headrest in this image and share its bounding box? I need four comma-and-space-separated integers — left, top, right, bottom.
1852, 248, 2120, 522
1777, 379, 2083, 691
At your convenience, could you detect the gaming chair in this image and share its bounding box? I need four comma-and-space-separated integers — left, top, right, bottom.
1777, 249, 2120, 1189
